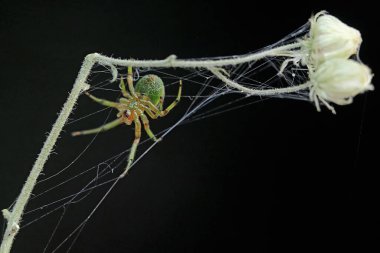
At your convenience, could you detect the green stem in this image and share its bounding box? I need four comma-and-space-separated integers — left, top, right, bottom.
0, 54, 96, 253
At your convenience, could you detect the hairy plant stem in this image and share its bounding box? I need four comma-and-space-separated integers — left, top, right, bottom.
0, 54, 95, 253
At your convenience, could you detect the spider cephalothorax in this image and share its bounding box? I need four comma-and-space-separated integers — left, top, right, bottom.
72, 66, 182, 177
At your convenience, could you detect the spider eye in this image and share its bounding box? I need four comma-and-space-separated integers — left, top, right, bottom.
124, 110, 131, 117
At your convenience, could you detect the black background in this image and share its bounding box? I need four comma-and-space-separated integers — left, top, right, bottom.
0, 0, 378, 252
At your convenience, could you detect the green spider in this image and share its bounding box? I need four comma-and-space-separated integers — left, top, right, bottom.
72, 66, 182, 177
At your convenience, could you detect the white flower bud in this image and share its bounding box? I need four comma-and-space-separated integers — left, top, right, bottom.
310, 59, 374, 108
303, 11, 362, 67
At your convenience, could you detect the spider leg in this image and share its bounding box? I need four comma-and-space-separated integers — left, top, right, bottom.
141, 95, 163, 112
161, 80, 182, 116
127, 66, 137, 97
139, 100, 160, 119
140, 99, 161, 117
119, 77, 132, 98
139, 103, 159, 119
85, 92, 119, 108
140, 113, 158, 142
71, 118, 122, 136
121, 112, 141, 178
158, 97, 164, 111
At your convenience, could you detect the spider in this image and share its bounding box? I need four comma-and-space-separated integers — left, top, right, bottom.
72, 66, 182, 177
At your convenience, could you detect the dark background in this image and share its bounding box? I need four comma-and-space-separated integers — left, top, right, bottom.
0, 0, 378, 252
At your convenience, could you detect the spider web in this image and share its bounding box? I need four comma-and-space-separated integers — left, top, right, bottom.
3, 22, 311, 253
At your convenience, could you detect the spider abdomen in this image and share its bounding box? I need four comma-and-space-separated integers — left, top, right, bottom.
135, 74, 165, 106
